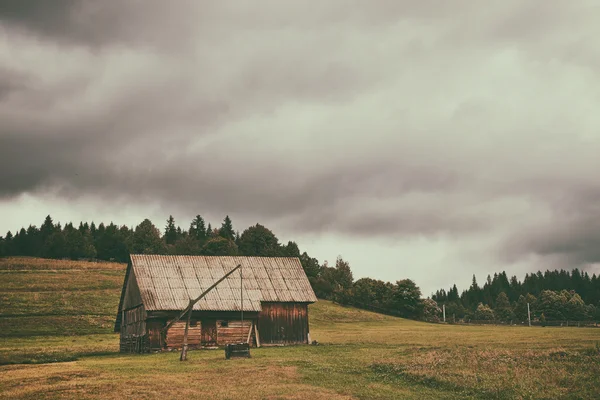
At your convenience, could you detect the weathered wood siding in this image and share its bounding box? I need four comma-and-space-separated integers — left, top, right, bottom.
147, 320, 163, 350
122, 269, 143, 310
165, 320, 202, 350
119, 270, 150, 353
258, 302, 309, 344
216, 320, 254, 345
120, 304, 148, 353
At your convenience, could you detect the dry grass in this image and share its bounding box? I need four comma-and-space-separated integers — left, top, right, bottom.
0, 257, 126, 271
1, 257, 599, 399
0, 353, 355, 400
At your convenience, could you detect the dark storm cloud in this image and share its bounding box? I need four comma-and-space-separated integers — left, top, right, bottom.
1, 1, 600, 274
0, 0, 76, 36
0, 0, 179, 47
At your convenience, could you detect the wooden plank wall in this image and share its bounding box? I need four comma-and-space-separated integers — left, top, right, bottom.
216, 320, 254, 345
147, 320, 164, 350
122, 270, 143, 310
119, 305, 149, 353
159, 319, 256, 349
258, 303, 309, 345
121, 306, 147, 336
165, 321, 202, 349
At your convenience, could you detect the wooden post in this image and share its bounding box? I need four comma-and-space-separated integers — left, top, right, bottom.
240, 266, 243, 325
246, 320, 253, 345
254, 322, 261, 348
180, 304, 192, 361
527, 303, 531, 327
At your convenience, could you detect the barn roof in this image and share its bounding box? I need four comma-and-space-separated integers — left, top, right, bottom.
124, 255, 317, 315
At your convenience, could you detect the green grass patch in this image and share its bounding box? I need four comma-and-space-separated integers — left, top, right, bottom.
0, 257, 126, 271
0, 270, 124, 292
0, 315, 116, 337
0, 290, 120, 317
0, 334, 119, 366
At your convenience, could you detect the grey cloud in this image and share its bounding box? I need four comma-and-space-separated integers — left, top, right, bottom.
0, 0, 178, 47
1, 1, 600, 276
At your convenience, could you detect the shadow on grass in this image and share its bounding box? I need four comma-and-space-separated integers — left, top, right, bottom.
0, 351, 117, 366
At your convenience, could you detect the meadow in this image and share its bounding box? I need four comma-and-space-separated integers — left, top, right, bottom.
1, 257, 599, 399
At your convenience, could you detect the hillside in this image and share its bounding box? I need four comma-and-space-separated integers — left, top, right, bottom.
0, 257, 124, 338
1, 257, 600, 399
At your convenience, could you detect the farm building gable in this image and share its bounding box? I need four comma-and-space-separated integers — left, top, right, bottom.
115, 255, 317, 332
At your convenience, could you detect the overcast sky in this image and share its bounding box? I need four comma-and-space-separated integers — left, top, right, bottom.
1, 1, 600, 295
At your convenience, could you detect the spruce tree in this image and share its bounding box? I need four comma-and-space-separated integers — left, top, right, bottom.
40, 215, 55, 241
165, 215, 177, 245
189, 215, 207, 243
494, 292, 513, 321
219, 215, 235, 241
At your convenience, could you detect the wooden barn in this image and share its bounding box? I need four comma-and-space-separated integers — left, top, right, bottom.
115, 255, 318, 353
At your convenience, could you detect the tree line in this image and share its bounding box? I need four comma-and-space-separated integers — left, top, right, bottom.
0, 214, 427, 319
432, 271, 600, 322
3, 214, 596, 322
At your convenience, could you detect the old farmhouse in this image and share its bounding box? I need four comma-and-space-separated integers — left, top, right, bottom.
115, 255, 318, 353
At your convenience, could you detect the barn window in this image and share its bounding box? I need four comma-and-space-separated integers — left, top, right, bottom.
220, 321, 229, 327
190, 320, 197, 327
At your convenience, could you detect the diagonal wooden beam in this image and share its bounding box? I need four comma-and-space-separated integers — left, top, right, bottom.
162, 264, 242, 335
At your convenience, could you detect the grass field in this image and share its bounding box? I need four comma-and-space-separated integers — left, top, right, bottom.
1, 257, 600, 399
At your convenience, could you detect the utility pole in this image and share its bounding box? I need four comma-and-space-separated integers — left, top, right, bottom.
527, 302, 531, 327
443, 304, 446, 323
240, 265, 243, 325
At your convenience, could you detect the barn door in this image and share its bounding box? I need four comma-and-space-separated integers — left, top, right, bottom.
201, 319, 217, 346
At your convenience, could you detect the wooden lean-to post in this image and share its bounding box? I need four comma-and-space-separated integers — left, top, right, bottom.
180, 301, 193, 361
246, 320, 253, 344
254, 323, 261, 348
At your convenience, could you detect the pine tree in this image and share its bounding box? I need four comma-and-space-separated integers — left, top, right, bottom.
219, 215, 235, 241
165, 215, 177, 245
43, 231, 67, 259
25, 225, 41, 256
90, 222, 97, 238
494, 292, 513, 321
40, 215, 55, 242
189, 215, 207, 243
283, 241, 300, 257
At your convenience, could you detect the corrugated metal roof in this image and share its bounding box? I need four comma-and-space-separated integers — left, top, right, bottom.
129, 255, 317, 312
